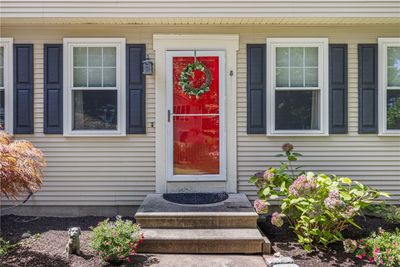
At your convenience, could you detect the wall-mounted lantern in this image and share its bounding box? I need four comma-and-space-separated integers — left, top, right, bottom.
142, 55, 154, 75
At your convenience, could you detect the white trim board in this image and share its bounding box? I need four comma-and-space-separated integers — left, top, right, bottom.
0, 38, 13, 134
153, 34, 239, 193
62, 38, 126, 137
266, 37, 329, 136
378, 37, 400, 136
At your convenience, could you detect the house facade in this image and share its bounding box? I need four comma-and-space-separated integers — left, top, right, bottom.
1, 1, 399, 216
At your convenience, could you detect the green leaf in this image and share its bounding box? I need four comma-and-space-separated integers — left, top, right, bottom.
249, 176, 258, 184
380, 192, 390, 198
348, 219, 362, 230
280, 181, 286, 192
270, 194, 279, 199
341, 192, 352, 201
341, 177, 352, 185
292, 152, 303, 157
263, 187, 271, 196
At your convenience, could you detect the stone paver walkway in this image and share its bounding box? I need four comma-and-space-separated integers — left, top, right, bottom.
131, 254, 267, 267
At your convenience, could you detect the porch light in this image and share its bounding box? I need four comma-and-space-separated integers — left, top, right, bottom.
142, 55, 154, 75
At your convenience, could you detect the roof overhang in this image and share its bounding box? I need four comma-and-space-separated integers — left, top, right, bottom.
1, 0, 400, 25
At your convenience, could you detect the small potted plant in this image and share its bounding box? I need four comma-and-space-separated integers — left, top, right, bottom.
89, 216, 144, 265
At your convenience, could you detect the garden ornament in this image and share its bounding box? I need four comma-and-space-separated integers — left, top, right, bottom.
65, 227, 81, 255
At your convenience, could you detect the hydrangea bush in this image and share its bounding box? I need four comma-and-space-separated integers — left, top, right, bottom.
249, 144, 388, 251
89, 216, 144, 264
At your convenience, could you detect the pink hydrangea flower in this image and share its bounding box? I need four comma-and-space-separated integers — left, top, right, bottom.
253, 199, 269, 214
342, 205, 356, 219
263, 169, 275, 182
288, 174, 317, 197
343, 239, 357, 253
324, 190, 345, 210
271, 212, 284, 227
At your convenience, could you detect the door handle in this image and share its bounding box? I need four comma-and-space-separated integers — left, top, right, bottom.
168, 109, 172, 122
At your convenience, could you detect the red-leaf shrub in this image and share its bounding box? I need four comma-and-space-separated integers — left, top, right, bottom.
0, 131, 46, 199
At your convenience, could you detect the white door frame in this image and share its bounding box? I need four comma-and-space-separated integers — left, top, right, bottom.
166, 50, 226, 182
153, 34, 239, 193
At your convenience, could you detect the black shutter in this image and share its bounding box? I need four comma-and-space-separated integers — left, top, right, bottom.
329, 44, 348, 134
358, 44, 378, 133
126, 44, 146, 134
14, 44, 34, 134
44, 44, 63, 134
247, 44, 266, 134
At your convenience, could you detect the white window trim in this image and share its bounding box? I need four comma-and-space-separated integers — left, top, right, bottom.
266, 38, 329, 136
63, 38, 126, 136
0, 38, 13, 135
378, 37, 400, 136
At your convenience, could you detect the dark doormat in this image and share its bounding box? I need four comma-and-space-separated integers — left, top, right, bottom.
163, 192, 229, 205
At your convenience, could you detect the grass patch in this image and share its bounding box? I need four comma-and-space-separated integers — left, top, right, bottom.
0, 237, 16, 256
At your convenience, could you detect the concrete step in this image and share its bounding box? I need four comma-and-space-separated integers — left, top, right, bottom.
138, 228, 270, 254
135, 211, 258, 228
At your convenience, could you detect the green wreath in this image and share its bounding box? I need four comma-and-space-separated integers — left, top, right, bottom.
179, 61, 212, 98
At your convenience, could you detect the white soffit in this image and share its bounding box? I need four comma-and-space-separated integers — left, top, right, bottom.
0, 1, 399, 25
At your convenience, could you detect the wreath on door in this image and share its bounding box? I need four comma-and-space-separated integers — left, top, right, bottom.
179, 61, 212, 98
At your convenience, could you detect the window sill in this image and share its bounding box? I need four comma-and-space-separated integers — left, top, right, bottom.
267, 132, 329, 137
378, 132, 400, 137
63, 131, 126, 137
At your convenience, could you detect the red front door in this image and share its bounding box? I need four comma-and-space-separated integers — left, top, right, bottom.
167, 51, 226, 181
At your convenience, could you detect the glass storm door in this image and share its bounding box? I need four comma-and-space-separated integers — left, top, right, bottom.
166, 51, 226, 181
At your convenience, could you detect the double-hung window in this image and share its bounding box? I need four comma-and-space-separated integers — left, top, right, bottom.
378, 38, 400, 135
266, 38, 329, 136
63, 38, 126, 136
0, 38, 13, 133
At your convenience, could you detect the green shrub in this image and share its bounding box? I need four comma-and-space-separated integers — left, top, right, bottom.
365, 204, 400, 224
0, 237, 16, 256
249, 144, 388, 251
89, 216, 143, 264
354, 228, 400, 266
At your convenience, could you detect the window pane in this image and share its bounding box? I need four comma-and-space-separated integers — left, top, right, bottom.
88, 68, 102, 87
73, 68, 87, 87
305, 47, 318, 67
290, 67, 303, 87
88, 47, 102, 67
388, 47, 400, 87
0, 47, 4, 67
305, 67, 318, 87
103, 47, 116, 67
0, 90, 4, 130
388, 68, 400, 87
73, 90, 117, 130
73, 47, 87, 67
103, 68, 116, 87
387, 90, 400, 130
290, 47, 303, 67
276, 68, 289, 87
276, 47, 289, 67
275, 90, 320, 130
0, 66, 4, 88
388, 47, 400, 66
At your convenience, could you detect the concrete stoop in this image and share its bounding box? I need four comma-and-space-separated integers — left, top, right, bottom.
135, 193, 271, 254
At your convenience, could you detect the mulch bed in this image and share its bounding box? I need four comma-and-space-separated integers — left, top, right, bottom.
259, 215, 400, 267
0, 214, 399, 267
0, 215, 159, 267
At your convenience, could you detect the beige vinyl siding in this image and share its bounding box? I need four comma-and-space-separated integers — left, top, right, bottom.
0, 24, 399, 206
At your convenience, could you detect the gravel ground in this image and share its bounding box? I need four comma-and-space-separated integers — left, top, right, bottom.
0, 214, 399, 267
